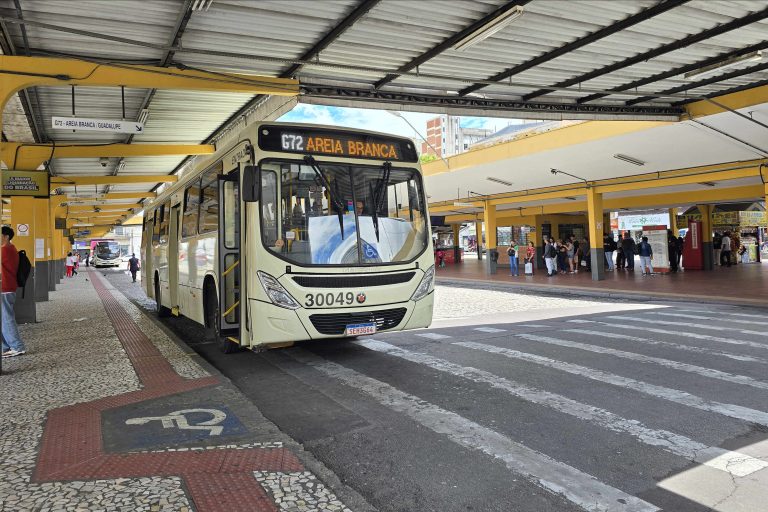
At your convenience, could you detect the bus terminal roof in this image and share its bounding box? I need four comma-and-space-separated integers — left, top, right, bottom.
0, 0, 767, 228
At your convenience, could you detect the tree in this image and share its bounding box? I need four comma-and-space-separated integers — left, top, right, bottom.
419, 153, 438, 164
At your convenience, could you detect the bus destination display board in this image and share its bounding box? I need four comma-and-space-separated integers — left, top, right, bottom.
259, 125, 419, 162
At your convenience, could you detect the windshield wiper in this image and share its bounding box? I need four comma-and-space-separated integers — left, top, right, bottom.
304, 155, 346, 239
369, 161, 391, 241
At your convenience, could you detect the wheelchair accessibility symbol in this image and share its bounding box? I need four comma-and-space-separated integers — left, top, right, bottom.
125, 408, 227, 436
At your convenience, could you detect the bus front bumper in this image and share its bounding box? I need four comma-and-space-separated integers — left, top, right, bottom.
249, 293, 434, 347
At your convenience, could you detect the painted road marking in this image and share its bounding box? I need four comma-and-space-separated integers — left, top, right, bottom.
126, 408, 227, 436
679, 309, 765, 320
456, 341, 768, 427
517, 333, 768, 390
287, 348, 660, 512
565, 328, 764, 363
415, 333, 451, 340
473, 327, 506, 333
517, 324, 552, 328
605, 315, 768, 340
649, 311, 765, 327
576, 319, 768, 353
355, 339, 768, 477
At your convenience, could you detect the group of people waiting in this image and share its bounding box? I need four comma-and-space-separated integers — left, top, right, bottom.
506, 235, 592, 277
713, 231, 749, 267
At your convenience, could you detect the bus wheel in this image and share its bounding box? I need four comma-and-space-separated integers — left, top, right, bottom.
155, 278, 171, 318
204, 285, 238, 354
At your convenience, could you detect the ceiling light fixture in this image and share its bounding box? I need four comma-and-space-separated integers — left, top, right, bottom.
486, 176, 514, 187
684, 50, 763, 81
564, 196, 577, 200
452, 5, 524, 51
698, 182, 716, 187
613, 154, 645, 166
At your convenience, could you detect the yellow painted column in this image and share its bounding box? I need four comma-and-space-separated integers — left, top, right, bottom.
587, 188, 605, 281
10, 197, 36, 322
697, 204, 714, 270
669, 208, 678, 236
33, 199, 50, 301
452, 224, 461, 263
483, 201, 497, 274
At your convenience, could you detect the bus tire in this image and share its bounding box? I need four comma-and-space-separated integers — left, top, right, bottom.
204, 282, 238, 354
155, 277, 171, 318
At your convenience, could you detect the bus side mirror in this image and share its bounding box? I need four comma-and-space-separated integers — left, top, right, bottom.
242, 165, 259, 202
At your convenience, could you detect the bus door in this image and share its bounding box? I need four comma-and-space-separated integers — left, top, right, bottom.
218, 169, 240, 337
168, 204, 181, 312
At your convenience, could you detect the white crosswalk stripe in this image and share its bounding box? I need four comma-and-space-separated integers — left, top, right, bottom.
456, 341, 768, 427
355, 338, 768, 477
679, 308, 765, 320
565, 327, 764, 363
517, 333, 768, 390
473, 327, 506, 333
605, 315, 768, 340
573, 319, 768, 352
415, 332, 451, 340
287, 348, 660, 512
649, 311, 765, 326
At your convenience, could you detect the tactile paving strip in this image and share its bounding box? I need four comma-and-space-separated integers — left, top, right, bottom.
33, 272, 303, 512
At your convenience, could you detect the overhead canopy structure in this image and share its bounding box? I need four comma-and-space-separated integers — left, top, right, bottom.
0, 0, 767, 229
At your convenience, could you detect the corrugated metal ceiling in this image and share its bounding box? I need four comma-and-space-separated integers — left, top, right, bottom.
1, 0, 767, 220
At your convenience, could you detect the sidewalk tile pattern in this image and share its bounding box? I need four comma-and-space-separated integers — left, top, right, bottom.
31, 272, 303, 511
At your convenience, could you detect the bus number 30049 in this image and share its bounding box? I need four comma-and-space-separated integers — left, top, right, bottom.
305, 292, 355, 307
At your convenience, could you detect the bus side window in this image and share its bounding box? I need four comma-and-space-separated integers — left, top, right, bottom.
199, 170, 220, 234
182, 180, 201, 238
152, 209, 161, 245
159, 202, 170, 244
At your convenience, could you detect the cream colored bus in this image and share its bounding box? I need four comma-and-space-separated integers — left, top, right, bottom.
141, 122, 435, 353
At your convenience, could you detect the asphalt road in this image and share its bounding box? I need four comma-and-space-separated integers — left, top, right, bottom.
108, 270, 768, 512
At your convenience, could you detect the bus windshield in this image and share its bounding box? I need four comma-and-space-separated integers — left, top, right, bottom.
260, 160, 428, 266
95, 241, 120, 259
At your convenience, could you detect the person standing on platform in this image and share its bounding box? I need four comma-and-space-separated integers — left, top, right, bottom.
616, 232, 626, 269
65, 252, 75, 277
85, 252, 90, 267
603, 233, 615, 271
721, 231, 732, 267
507, 240, 519, 276
523, 241, 535, 274
128, 253, 141, 282
713, 232, 722, 266
667, 231, 679, 272
621, 232, 636, 271
543, 238, 557, 277
571, 235, 581, 273
638, 236, 654, 276
2, 226, 26, 358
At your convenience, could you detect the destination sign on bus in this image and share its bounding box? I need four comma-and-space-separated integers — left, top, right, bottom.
259, 126, 418, 162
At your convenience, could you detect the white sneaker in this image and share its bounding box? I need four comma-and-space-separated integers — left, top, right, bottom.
2, 349, 26, 358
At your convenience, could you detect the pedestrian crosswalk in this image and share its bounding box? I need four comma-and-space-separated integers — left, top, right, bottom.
283, 306, 768, 512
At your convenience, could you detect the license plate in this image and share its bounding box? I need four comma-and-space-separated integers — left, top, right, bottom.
345, 323, 376, 336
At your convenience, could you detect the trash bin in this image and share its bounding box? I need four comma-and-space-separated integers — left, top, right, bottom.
486, 248, 499, 275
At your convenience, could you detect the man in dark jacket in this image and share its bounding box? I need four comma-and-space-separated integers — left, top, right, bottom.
621, 232, 636, 271
668, 231, 679, 272
127, 253, 141, 282
603, 234, 615, 271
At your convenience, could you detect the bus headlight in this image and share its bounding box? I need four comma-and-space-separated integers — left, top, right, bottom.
410, 265, 435, 302
258, 271, 300, 310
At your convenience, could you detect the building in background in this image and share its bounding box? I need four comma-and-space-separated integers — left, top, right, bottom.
421, 115, 494, 158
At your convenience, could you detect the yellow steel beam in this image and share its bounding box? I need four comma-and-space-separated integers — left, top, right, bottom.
63, 191, 157, 201
2, 143, 215, 171
684, 84, 768, 119
52, 175, 177, 186
67, 203, 142, 212
594, 165, 761, 194
0, 56, 298, 108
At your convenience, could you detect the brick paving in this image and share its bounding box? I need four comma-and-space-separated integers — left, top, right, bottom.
1, 270, 353, 512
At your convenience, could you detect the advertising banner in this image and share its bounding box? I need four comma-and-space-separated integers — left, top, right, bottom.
619, 212, 669, 232
642, 225, 669, 273
683, 220, 703, 270
2, 170, 50, 197
738, 211, 767, 227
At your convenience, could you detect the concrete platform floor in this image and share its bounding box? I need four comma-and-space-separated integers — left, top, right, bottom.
437, 258, 768, 307
0, 269, 364, 512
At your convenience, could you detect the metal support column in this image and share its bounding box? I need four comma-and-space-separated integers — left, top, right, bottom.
669, 208, 678, 236
587, 188, 606, 281
34, 198, 49, 301
10, 197, 36, 323
697, 204, 714, 270
474, 220, 483, 260
483, 202, 497, 274
452, 224, 461, 263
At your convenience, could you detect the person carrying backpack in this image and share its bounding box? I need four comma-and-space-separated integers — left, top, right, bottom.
2, 226, 26, 358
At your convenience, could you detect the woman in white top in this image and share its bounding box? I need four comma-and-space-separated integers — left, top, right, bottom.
65, 252, 75, 278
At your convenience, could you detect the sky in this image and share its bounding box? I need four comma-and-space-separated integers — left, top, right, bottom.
278, 104, 528, 142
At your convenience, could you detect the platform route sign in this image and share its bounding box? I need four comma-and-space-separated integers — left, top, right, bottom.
52, 116, 144, 134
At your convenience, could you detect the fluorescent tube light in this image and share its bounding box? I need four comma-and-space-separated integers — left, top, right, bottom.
452, 5, 524, 51
453, 202, 475, 207
684, 51, 763, 81
486, 176, 514, 187
698, 182, 716, 187
613, 154, 645, 166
